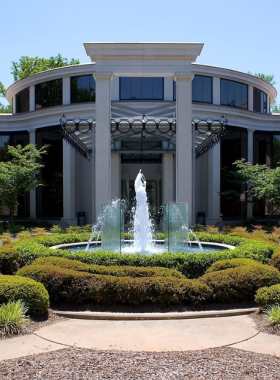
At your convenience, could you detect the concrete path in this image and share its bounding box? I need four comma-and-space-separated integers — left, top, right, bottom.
1, 315, 280, 360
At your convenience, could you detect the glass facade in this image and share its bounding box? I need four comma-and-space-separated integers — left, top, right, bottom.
119, 78, 164, 100
35, 79, 62, 109
173, 75, 212, 103
220, 79, 248, 109
36, 128, 63, 217
220, 128, 247, 218
16, 88, 30, 113
71, 75, 96, 103
253, 88, 267, 113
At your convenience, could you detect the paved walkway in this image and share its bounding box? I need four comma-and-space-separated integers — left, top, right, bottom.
1, 314, 280, 360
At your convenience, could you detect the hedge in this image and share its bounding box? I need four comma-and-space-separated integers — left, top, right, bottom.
32, 256, 185, 279
17, 264, 211, 305
0, 275, 49, 315
255, 284, 280, 307
206, 258, 265, 273
271, 251, 280, 271
200, 264, 280, 302
0, 245, 19, 274
14, 233, 276, 279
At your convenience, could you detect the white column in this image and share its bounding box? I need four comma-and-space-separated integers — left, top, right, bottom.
12, 96, 16, 114
63, 77, 71, 105
93, 73, 112, 222
175, 73, 193, 225
247, 129, 255, 218
111, 152, 121, 200
61, 140, 77, 226
163, 153, 174, 205
248, 85, 254, 111
212, 77, 220, 105
29, 85, 35, 111
207, 143, 221, 225
28, 130, 36, 219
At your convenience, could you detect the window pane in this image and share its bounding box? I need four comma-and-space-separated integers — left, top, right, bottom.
142, 78, 153, 99
130, 78, 142, 99
71, 75, 95, 103
16, 87, 30, 113
119, 78, 131, 100
221, 79, 248, 109
35, 79, 62, 109
119, 77, 164, 100
253, 87, 267, 113
152, 78, 164, 100
192, 75, 212, 103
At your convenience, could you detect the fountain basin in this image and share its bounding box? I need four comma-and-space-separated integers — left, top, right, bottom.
51, 241, 235, 254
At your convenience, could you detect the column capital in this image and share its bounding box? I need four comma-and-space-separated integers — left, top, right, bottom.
27, 128, 37, 133
174, 73, 194, 82
247, 128, 255, 133
94, 72, 113, 81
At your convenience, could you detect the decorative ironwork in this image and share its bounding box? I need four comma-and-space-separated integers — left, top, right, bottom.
192, 116, 228, 158
111, 116, 176, 136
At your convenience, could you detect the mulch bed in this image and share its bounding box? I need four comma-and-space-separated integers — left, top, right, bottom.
1, 347, 280, 379
250, 310, 280, 337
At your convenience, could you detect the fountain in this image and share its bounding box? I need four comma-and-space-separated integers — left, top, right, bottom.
54, 170, 234, 254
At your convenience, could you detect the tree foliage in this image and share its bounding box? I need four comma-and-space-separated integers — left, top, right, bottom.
0, 82, 6, 98
248, 72, 276, 87
0, 103, 12, 114
234, 159, 280, 224
11, 54, 80, 82
0, 144, 48, 222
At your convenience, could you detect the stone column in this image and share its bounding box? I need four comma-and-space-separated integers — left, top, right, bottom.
163, 153, 174, 205
63, 77, 71, 105
247, 129, 255, 218
175, 73, 193, 225
61, 140, 77, 226
207, 143, 221, 225
212, 77, 220, 105
28, 130, 36, 219
29, 85, 35, 112
248, 85, 254, 111
93, 73, 112, 222
111, 152, 121, 200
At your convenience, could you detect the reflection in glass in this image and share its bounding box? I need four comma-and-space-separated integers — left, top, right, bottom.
253, 88, 267, 113
16, 87, 30, 113
35, 79, 62, 109
120, 78, 164, 100
220, 79, 248, 109
71, 75, 96, 103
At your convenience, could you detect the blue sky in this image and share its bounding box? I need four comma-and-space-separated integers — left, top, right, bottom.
1, 0, 279, 105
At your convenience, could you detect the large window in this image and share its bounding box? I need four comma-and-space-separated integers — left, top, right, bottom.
173, 75, 212, 103
71, 75, 96, 103
220, 79, 248, 109
16, 87, 29, 113
253, 88, 267, 113
120, 78, 164, 100
35, 79, 62, 109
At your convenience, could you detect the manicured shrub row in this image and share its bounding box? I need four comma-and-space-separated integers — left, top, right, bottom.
0, 275, 49, 315
255, 284, 280, 307
17, 264, 210, 305
0, 245, 19, 274
206, 258, 265, 273
32, 257, 185, 279
271, 251, 280, 270
201, 264, 280, 302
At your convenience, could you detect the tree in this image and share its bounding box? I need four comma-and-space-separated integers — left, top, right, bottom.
0, 82, 5, 98
0, 103, 12, 113
0, 144, 48, 223
233, 159, 280, 225
248, 72, 276, 87
11, 54, 80, 82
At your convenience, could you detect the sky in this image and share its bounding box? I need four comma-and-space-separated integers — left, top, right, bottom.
1, 0, 279, 105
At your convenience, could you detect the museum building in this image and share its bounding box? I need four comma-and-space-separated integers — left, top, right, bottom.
0, 42, 279, 226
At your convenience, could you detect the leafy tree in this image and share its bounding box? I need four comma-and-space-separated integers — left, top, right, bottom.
271, 102, 280, 114
0, 144, 48, 223
248, 72, 276, 87
0, 103, 12, 113
11, 54, 80, 82
233, 159, 280, 225
0, 82, 5, 98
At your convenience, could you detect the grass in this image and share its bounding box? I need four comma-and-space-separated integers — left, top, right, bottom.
264, 305, 280, 326
0, 300, 29, 336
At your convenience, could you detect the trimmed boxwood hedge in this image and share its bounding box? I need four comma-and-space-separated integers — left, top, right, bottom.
32, 257, 185, 279
0, 245, 19, 274
17, 264, 211, 305
206, 258, 265, 273
271, 251, 280, 271
15, 233, 276, 278
255, 284, 280, 307
201, 264, 280, 302
0, 275, 49, 315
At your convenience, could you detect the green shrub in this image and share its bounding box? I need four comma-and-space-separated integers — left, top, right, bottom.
0, 245, 19, 274
206, 258, 264, 273
0, 300, 29, 336
264, 305, 280, 326
17, 264, 211, 306
271, 251, 280, 270
2, 232, 13, 245
0, 275, 49, 315
32, 256, 185, 279
255, 284, 280, 307
201, 264, 280, 302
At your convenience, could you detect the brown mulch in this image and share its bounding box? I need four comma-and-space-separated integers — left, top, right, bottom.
250, 310, 280, 337
1, 347, 280, 379
0, 310, 67, 340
